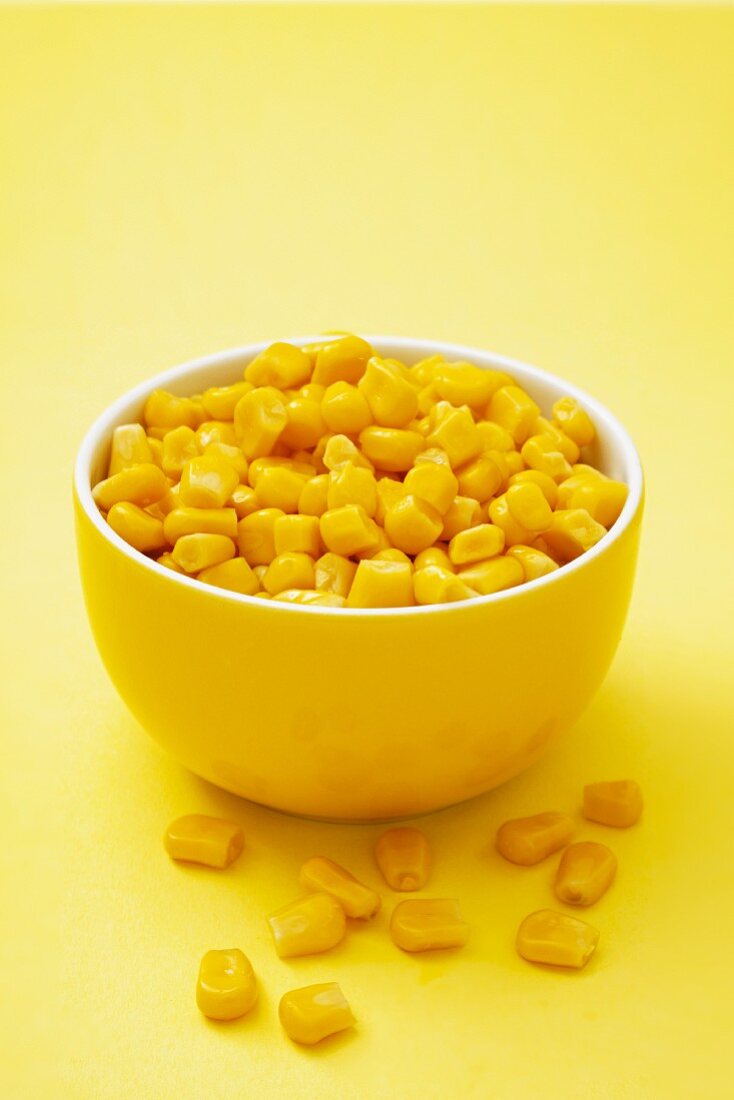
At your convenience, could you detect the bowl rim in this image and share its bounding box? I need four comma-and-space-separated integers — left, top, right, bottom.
74, 334, 644, 617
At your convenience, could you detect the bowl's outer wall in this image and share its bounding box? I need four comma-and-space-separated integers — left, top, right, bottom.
75, 488, 642, 819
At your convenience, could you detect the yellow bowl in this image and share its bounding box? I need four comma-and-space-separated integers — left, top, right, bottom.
74, 337, 643, 821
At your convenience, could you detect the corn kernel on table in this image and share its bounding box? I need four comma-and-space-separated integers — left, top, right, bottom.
2, 5, 733, 1097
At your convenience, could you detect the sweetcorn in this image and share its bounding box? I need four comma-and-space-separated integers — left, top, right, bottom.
93, 336, 625, 607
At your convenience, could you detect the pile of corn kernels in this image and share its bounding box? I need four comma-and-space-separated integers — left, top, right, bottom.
93, 336, 629, 608
167, 779, 642, 1045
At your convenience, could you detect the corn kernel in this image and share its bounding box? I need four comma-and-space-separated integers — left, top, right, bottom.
254, 465, 310, 512
506, 481, 553, 533
384, 494, 443, 555
426, 403, 482, 468
488, 494, 532, 547
161, 425, 202, 479
409, 354, 444, 386
244, 342, 312, 388
314, 552, 357, 597
543, 508, 607, 562
441, 496, 482, 540
449, 523, 505, 566
521, 435, 573, 482
508, 468, 559, 508
552, 396, 596, 446
228, 484, 259, 519
323, 433, 374, 472
373, 548, 412, 565
554, 842, 617, 906
202, 381, 253, 420
164, 814, 244, 868
461, 555, 525, 595
354, 524, 392, 559
404, 458, 458, 515
358, 357, 419, 428
197, 949, 257, 1021
203, 442, 248, 482
263, 551, 315, 595
557, 474, 628, 527
196, 420, 237, 448
236, 508, 284, 565
533, 417, 581, 464
93, 463, 168, 511
300, 857, 380, 919
496, 811, 575, 865
503, 450, 525, 476
433, 361, 508, 407
107, 502, 167, 553
359, 426, 424, 472
488, 385, 540, 444
320, 505, 379, 556
234, 387, 288, 459
172, 533, 235, 573
327, 462, 378, 517
280, 396, 325, 450
321, 381, 372, 434
583, 780, 643, 827
163, 507, 238, 542
279, 983, 355, 1046
144, 390, 199, 430
179, 454, 240, 510
417, 383, 440, 416
157, 551, 184, 573
272, 589, 346, 607
476, 420, 515, 452
455, 452, 505, 502
108, 423, 153, 476
517, 909, 599, 969
375, 827, 431, 891
374, 476, 408, 524
268, 893, 346, 958
146, 436, 164, 467
414, 545, 453, 571
390, 899, 469, 953
506, 544, 559, 581
298, 474, 330, 517
414, 565, 477, 604
347, 560, 414, 608
198, 558, 259, 596
312, 335, 373, 385
273, 514, 321, 557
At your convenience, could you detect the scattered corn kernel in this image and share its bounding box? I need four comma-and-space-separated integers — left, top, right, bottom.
506, 544, 559, 581
508, 468, 559, 508
449, 524, 505, 566
426, 404, 482, 468
404, 457, 459, 514
516, 909, 599, 969
347, 559, 414, 608
506, 481, 553, 533
455, 452, 506, 502
299, 857, 381, 919
157, 551, 184, 573
496, 811, 575, 865
144, 390, 200, 431
263, 551, 315, 595
390, 899, 469, 953
245, 341, 312, 389
163, 507, 238, 542
229, 484, 259, 519
268, 892, 346, 958
314, 551, 357, 597
203, 441, 248, 481
108, 423, 153, 476
557, 474, 628, 527
234, 387, 288, 459
107, 502, 168, 553
280, 396, 325, 450
375, 827, 431, 891
554, 841, 617, 906
414, 565, 477, 604
273, 513, 321, 557
458, 556, 524, 595
201, 381, 252, 420
552, 396, 596, 446
161, 425, 201, 479
272, 589, 346, 607
312, 334, 373, 385
583, 780, 643, 827
384, 494, 443, 555
279, 983, 355, 1046
198, 557, 259, 596
298, 473, 330, 517
358, 357, 419, 428
321, 381, 372, 434
373, 547, 412, 565
320, 504, 379, 556
172, 533, 235, 574
433, 361, 505, 407
237, 508, 284, 565
323, 433, 374, 472
196, 420, 237, 448
521, 435, 573, 482
164, 814, 244, 868
414, 545, 453, 571
327, 462, 378, 517
488, 493, 532, 547
441, 495, 483, 540
93, 463, 168, 511
543, 508, 607, 562
359, 426, 424, 472
489, 385, 540, 444
197, 949, 257, 1020
179, 454, 239, 510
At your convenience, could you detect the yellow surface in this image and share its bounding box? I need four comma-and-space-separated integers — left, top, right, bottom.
1, 4, 733, 1097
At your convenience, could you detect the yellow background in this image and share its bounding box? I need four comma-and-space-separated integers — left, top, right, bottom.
2, 4, 733, 1097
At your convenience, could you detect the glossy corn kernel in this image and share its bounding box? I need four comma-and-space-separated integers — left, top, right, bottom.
506, 481, 553, 533
279, 983, 355, 1046
374, 547, 412, 565
144, 389, 200, 431
323, 433, 374, 472
355, 524, 392, 559
229, 484, 259, 519
248, 456, 314, 486
404, 457, 458, 515
552, 396, 596, 446
455, 452, 506, 502
554, 842, 617, 906
198, 558, 259, 596
320, 504, 379, 557
374, 476, 407, 524
147, 436, 164, 467
196, 420, 237, 449
321, 381, 372, 434
280, 396, 325, 450
300, 857, 380, 919
297, 474, 329, 517
179, 454, 240, 510
327, 462, 378, 517
263, 551, 315, 595
390, 899, 469, 953
272, 589, 346, 607
314, 552, 357, 597
533, 417, 581, 464
503, 450, 525, 476
234, 386, 288, 459
347, 560, 414, 608
384, 494, 443, 555
203, 442, 248, 482
488, 385, 540, 444
358, 357, 419, 428
375, 827, 431, 891
236, 508, 283, 565
583, 780, 643, 827
409, 354, 444, 386
163, 507, 238, 542
557, 474, 628, 527
521, 435, 573, 482
164, 814, 244, 868
508, 468, 559, 508
253, 466, 309, 513
197, 949, 257, 1021
458, 556, 524, 596
433, 361, 504, 407
506, 544, 559, 581
244, 341, 312, 389
273, 513, 321, 557
517, 909, 599, 969
161, 426, 201, 479
426, 404, 482, 468
359, 426, 424, 472
312, 334, 373, 385
157, 551, 184, 573
107, 502, 167, 553
414, 565, 477, 605
496, 811, 575, 865
448, 523, 505, 566
476, 420, 515, 453
414, 545, 454, 571
108, 423, 153, 476
172, 533, 235, 574
93, 463, 168, 511
441, 496, 483, 540
543, 508, 607, 562
488, 494, 532, 547
268, 892, 346, 958
201, 381, 252, 420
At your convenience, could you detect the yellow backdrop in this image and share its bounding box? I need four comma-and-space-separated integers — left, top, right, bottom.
1, 4, 732, 1097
